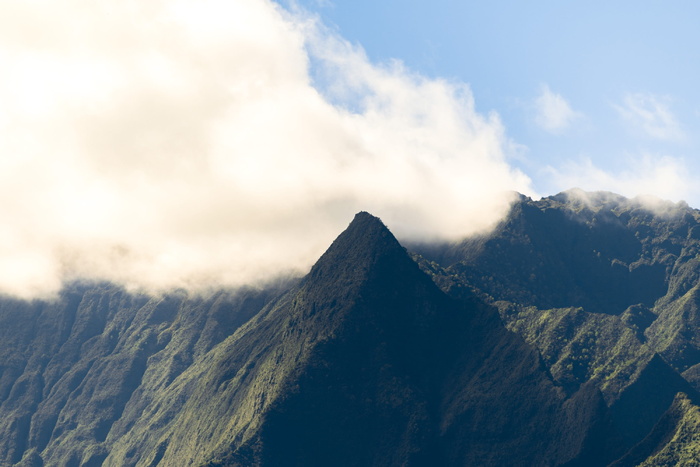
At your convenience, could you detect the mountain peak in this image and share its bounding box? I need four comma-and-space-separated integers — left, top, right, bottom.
328, 211, 400, 255
345, 211, 394, 240
306, 211, 407, 284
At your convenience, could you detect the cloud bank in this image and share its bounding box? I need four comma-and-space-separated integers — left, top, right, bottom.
0, 0, 532, 298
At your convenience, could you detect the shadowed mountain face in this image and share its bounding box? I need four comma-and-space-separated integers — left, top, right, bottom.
198, 212, 607, 466
411, 190, 700, 462
2, 198, 700, 465
412, 190, 700, 379
100, 213, 612, 465
414, 190, 689, 315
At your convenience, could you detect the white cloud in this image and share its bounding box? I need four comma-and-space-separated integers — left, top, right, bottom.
0, 0, 533, 298
533, 84, 580, 132
544, 154, 695, 204
615, 93, 684, 141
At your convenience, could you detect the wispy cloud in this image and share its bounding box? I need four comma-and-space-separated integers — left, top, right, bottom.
615, 93, 684, 141
0, 0, 532, 298
533, 84, 581, 133
544, 154, 695, 203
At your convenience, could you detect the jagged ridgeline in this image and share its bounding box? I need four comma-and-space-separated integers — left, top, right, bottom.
1, 193, 700, 466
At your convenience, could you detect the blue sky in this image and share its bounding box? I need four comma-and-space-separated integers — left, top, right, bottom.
288, 0, 700, 204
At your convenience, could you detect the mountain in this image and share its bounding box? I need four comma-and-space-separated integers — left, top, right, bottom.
412, 190, 700, 381
151, 211, 603, 466
0, 284, 286, 466
2, 194, 700, 465
610, 392, 700, 467
412, 189, 700, 460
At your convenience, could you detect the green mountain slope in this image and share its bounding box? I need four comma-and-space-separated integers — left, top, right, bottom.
411, 189, 700, 461
0, 284, 285, 466
610, 392, 700, 467
413, 189, 700, 387
1, 212, 617, 466
3, 197, 700, 465
106, 212, 611, 466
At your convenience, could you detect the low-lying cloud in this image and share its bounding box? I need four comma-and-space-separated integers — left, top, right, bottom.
544, 154, 695, 205
0, 0, 533, 299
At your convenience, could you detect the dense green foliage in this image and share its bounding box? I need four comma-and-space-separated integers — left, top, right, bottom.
0, 284, 285, 466
611, 393, 700, 466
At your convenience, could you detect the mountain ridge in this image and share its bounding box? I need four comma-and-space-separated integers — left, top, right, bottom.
2, 193, 700, 465
111, 211, 599, 465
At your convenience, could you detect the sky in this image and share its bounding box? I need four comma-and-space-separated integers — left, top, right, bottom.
0, 0, 698, 298
291, 0, 700, 203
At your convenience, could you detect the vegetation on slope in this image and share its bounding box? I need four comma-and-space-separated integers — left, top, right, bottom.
4, 193, 700, 465
0, 283, 286, 466
105, 213, 609, 466
410, 189, 700, 461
